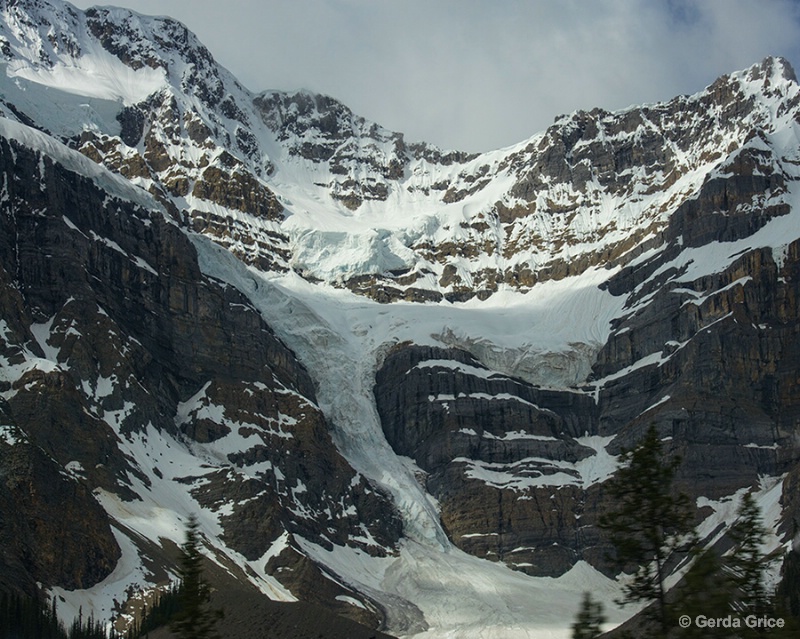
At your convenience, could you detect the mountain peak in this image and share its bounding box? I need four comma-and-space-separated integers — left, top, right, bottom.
753, 55, 797, 84
2, 2, 800, 638
717, 55, 799, 100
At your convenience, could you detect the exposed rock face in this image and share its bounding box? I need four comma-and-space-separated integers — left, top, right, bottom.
4, 1, 800, 306
377, 257, 800, 578
0, 133, 401, 621
593, 235, 800, 501
375, 215, 800, 576
251, 57, 800, 302
375, 345, 609, 576
366, 56, 800, 582
254, 91, 472, 211
0, 423, 121, 595
3, 1, 800, 634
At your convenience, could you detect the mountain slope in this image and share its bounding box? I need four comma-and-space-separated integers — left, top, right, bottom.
1, 1, 800, 637
0, 117, 402, 629
7, 1, 800, 304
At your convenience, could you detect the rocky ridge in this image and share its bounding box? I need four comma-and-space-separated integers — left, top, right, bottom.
0, 121, 401, 628
1, 0, 800, 636
4, 2, 800, 306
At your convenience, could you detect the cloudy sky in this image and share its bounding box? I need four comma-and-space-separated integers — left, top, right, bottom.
69, 0, 800, 153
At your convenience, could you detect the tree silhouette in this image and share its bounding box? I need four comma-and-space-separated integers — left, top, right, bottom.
169, 515, 224, 639
598, 424, 695, 637
571, 591, 605, 639
673, 547, 736, 638
727, 492, 780, 623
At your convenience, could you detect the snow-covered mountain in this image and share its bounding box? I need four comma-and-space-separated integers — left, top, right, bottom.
1, 1, 800, 637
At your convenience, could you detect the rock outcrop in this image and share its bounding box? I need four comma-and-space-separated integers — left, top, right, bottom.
375, 345, 608, 576
0, 131, 401, 626
0, 422, 121, 595
2, 1, 800, 635
374, 231, 800, 577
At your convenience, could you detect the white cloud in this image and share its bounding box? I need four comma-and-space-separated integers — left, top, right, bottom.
69, 0, 800, 152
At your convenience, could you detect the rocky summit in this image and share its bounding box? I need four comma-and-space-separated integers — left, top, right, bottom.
1, 0, 800, 637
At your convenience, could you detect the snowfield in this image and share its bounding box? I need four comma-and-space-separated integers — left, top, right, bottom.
2, 2, 799, 635
187, 171, 800, 635
190, 233, 635, 637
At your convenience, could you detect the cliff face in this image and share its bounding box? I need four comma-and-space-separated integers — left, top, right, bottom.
375, 344, 606, 576
4, 3, 800, 305
0, 131, 401, 625
369, 58, 800, 578
374, 231, 800, 577
0, 425, 121, 595
2, 1, 800, 636
371, 102, 800, 577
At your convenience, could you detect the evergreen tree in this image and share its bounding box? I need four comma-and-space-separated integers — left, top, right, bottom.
727, 492, 777, 617
674, 547, 737, 638
169, 515, 224, 639
598, 424, 695, 637
571, 591, 605, 639
130, 583, 182, 638
776, 546, 800, 620
0, 590, 115, 639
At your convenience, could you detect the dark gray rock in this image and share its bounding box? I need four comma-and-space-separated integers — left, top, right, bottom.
375, 231, 800, 577
375, 344, 604, 576
0, 431, 121, 595
0, 135, 402, 602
